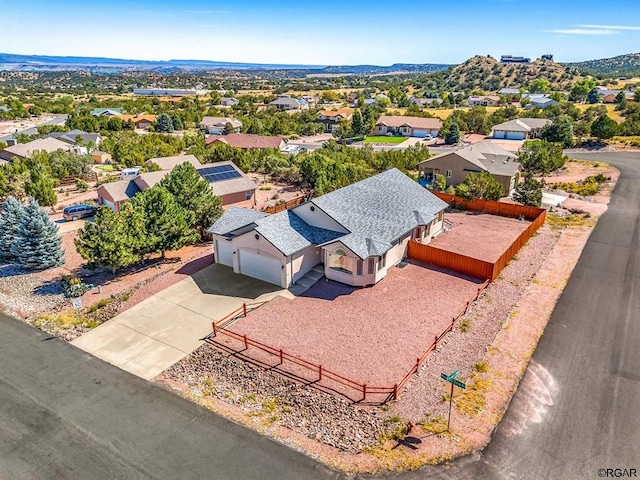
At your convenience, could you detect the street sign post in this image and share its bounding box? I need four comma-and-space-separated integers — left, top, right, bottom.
440, 370, 466, 431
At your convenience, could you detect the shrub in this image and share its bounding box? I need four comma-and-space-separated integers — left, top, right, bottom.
75, 178, 89, 192
61, 275, 91, 297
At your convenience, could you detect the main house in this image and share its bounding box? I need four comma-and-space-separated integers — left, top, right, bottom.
97, 159, 256, 212
208, 169, 447, 288
491, 118, 551, 140
315, 108, 354, 133
417, 141, 521, 194
373, 116, 442, 138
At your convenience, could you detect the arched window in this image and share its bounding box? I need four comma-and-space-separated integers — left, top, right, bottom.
335, 248, 346, 256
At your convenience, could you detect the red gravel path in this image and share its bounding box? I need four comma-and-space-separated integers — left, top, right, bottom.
215, 263, 484, 402
432, 212, 531, 262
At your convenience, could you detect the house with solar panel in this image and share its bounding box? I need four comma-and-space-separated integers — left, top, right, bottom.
207, 169, 447, 289
97, 158, 256, 212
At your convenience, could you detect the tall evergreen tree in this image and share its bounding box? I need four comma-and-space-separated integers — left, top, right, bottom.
132, 187, 198, 258
75, 205, 142, 273
513, 173, 544, 207
445, 123, 461, 145
0, 197, 25, 263
155, 113, 174, 133
11, 197, 64, 270
159, 163, 224, 236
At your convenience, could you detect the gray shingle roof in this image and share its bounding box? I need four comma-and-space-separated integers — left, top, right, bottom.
312, 168, 448, 258
98, 179, 141, 203
254, 211, 343, 256
207, 207, 268, 235
208, 169, 447, 259
492, 118, 551, 132
421, 141, 520, 178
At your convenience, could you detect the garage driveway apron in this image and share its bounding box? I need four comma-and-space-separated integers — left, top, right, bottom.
72, 264, 291, 380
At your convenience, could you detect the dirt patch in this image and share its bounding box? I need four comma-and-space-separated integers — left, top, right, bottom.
249, 174, 306, 211
432, 212, 531, 263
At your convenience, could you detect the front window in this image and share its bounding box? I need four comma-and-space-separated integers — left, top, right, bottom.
378, 253, 386, 271
245, 190, 252, 200
328, 248, 354, 274
445, 169, 452, 178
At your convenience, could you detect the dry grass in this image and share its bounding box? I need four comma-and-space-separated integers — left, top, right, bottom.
573, 103, 623, 122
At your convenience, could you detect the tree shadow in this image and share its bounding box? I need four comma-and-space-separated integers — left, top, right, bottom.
0, 264, 30, 278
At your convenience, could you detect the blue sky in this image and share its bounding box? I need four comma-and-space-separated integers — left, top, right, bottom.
2, 0, 640, 65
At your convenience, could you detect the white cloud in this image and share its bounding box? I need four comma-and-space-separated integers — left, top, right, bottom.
546, 28, 619, 35
579, 24, 640, 31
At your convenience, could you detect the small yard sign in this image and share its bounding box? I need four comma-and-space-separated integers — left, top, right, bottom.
72, 298, 82, 310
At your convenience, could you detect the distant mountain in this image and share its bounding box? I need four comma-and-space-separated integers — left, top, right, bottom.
565, 53, 640, 77
0, 52, 450, 74
0, 53, 324, 72
442, 55, 580, 91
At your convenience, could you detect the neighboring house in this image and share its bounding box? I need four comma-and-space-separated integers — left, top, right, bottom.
269, 95, 309, 111
206, 133, 286, 150
410, 97, 442, 107
315, 108, 354, 133
417, 141, 521, 194
373, 115, 443, 138
467, 95, 501, 107
91, 150, 112, 164
117, 114, 157, 130
199, 116, 243, 135
97, 161, 256, 212
145, 154, 201, 171
498, 88, 522, 95
491, 118, 551, 140
46, 129, 102, 149
208, 168, 447, 288
523, 94, 559, 109
0, 137, 71, 161
599, 90, 635, 103
90, 108, 123, 117
220, 97, 239, 107
301, 95, 321, 106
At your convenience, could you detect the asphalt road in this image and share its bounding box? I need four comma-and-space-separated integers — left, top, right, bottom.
2, 151, 639, 480
0, 316, 341, 480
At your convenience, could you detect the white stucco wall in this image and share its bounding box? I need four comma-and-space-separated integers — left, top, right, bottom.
292, 203, 349, 233
289, 245, 322, 285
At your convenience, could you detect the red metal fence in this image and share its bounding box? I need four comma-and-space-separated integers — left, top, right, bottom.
408, 194, 547, 281
208, 280, 489, 404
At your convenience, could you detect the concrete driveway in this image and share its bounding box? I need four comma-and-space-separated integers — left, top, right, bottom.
72, 264, 291, 380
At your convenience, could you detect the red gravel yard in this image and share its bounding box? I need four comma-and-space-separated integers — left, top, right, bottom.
432, 212, 531, 262
214, 263, 485, 401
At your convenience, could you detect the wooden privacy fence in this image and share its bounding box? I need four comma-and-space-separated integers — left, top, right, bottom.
409, 194, 547, 281
262, 195, 305, 214
58, 171, 98, 186
208, 281, 489, 404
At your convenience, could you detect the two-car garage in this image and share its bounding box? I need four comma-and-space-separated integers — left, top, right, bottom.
214, 239, 283, 287
492, 129, 526, 140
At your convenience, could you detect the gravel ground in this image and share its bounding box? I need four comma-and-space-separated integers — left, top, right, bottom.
214, 264, 484, 402
161, 223, 560, 456
162, 346, 386, 453
433, 212, 531, 262
0, 264, 67, 318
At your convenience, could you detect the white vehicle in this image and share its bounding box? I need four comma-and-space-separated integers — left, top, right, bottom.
120, 166, 141, 180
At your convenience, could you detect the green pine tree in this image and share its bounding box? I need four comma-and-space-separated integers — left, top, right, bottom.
11, 197, 64, 270
132, 187, 198, 258
445, 123, 461, 145
74, 205, 141, 273
155, 113, 174, 133
159, 163, 224, 236
513, 173, 544, 207
0, 197, 25, 263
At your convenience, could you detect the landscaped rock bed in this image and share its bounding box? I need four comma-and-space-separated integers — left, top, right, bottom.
159, 223, 561, 454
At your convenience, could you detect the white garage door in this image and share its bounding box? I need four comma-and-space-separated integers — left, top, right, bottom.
238, 250, 282, 286
506, 131, 525, 140
413, 129, 427, 138
215, 239, 234, 267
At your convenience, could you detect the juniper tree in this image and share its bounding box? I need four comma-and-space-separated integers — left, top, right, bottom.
11, 197, 64, 270
0, 197, 25, 263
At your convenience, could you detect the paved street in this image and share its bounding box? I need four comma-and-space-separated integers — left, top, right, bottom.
1, 151, 639, 479
0, 315, 339, 480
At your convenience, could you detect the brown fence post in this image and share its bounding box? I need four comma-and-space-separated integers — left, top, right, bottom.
362, 384, 367, 402
279, 349, 283, 365
243, 334, 248, 349
243, 303, 247, 317
415, 357, 420, 373
212, 321, 217, 337
319, 365, 323, 381
393, 384, 398, 401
